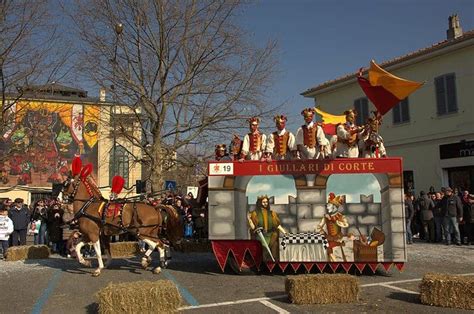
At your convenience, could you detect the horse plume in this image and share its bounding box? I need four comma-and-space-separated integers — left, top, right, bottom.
72, 157, 82, 176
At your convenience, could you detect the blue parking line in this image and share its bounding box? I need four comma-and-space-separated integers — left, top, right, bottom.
31, 269, 62, 314
162, 269, 199, 306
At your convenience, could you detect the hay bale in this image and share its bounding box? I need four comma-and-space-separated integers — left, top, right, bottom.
109, 241, 139, 258
97, 280, 182, 313
5, 245, 50, 261
420, 273, 474, 310
285, 274, 359, 304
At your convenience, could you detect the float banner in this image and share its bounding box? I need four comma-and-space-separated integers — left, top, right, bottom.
208, 157, 402, 176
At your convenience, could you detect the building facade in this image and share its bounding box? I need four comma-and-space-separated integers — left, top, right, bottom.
0, 84, 142, 204
301, 16, 474, 193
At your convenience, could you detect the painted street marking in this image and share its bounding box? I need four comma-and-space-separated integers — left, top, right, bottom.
379, 283, 419, 295
179, 272, 474, 311
260, 300, 290, 313
31, 269, 62, 314
179, 295, 287, 311
162, 270, 199, 307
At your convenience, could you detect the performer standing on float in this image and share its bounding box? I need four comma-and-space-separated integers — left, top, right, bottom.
335, 109, 366, 158
214, 144, 232, 161
360, 112, 387, 158
295, 108, 329, 159
264, 115, 296, 161
240, 117, 266, 161
247, 195, 287, 261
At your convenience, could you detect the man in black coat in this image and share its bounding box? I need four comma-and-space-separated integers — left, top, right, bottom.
8, 198, 30, 246
417, 191, 435, 242
440, 187, 463, 245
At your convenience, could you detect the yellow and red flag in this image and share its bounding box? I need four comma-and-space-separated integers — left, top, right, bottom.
358, 60, 423, 116
314, 107, 346, 135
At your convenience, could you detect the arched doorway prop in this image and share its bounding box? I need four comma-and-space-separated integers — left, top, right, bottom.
208, 158, 406, 273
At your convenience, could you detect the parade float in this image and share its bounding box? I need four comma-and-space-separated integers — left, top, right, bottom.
207, 60, 424, 274
208, 158, 406, 274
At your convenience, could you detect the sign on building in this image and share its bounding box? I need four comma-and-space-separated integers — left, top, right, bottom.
164, 180, 177, 191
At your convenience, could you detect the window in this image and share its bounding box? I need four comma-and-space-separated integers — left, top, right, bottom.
354, 97, 369, 126
109, 145, 129, 187
393, 98, 410, 124
435, 73, 457, 115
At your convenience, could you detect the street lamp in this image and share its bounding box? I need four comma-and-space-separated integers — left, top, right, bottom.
111, 23, 123, 182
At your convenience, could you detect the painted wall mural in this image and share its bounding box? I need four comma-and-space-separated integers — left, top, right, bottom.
0, 101, 99, 187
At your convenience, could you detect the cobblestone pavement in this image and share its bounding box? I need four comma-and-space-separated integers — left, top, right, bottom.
0, 241, 473, 313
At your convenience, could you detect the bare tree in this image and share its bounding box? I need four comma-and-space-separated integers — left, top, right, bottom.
0, 0, 72, 139
71, 0, 279, 191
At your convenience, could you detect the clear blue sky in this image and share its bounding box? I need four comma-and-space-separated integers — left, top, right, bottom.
238, 0, 474, 120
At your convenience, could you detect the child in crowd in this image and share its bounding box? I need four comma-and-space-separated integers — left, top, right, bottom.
66, 231, 81, 258
0, 205, 14, 259
184, 214, 194, 240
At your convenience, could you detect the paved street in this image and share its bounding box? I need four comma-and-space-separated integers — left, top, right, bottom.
0, 242, 473, 313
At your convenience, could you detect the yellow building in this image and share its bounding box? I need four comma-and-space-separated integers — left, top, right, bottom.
302, 16, 474, 193
0, 83, 142, 204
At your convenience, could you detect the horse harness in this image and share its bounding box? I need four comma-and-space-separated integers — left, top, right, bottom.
63, 177, 165, 240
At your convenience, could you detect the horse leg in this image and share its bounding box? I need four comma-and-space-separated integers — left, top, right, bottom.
141, 238, 158, 272
92, 240, 105, 277
157, 245, 169, 268
75, 241, 91, 267
101, 235, 112, 268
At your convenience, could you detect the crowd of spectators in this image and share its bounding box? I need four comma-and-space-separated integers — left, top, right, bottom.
405, 186, 474, 246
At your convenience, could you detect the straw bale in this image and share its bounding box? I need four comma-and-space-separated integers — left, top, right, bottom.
420, 273, 474, 310
5, 245, 50, 261
97, 279, 182, 314
285, 274, 359, 304
109, 241, 140, 258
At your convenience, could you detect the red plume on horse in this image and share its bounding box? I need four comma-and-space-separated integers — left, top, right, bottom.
61, 157, 183, 276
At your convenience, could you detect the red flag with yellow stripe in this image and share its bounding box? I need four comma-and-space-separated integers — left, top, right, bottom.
358, 60, 423, 115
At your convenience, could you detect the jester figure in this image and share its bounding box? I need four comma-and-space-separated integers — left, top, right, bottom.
295, 108, 329, 160
360, 112, 387, 158
264, 114, 296, 161
335, 109, 367, 158
317, 193, 349, 262
240, 117, 266, 161
214, 144, 232, 161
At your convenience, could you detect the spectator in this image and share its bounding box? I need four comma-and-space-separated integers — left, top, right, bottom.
8, 198, 29, 246
404, 193, 414, 244
440, 187, 463, 246
47, 202, 64, 254
433, 192, 444, 243
417, 191, 435, 243
31, 199, 48, 245
183, 214, 194, 240
66, 231, 81, 258
460, 190, 474, 245
192, 204, 207, 241
0, 205, 14, 259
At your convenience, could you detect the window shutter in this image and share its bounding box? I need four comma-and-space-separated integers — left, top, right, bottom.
435, 76, 446, 115
401, 98, 410, 122
393, 102, 401, 124
446, 74, 457, 113
362, 98, 369, 124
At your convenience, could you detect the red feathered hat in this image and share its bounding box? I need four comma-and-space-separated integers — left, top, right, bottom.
111, 175, 125, 194
71, 157, 82, 176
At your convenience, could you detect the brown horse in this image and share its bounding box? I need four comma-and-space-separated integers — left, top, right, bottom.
61, 161, 182, 276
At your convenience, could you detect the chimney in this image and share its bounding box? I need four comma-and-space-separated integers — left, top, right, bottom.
99, 87, 106, 102
447, 14, 463, 40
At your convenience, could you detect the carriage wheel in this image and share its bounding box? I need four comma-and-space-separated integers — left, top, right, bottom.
227, 253, 258, 275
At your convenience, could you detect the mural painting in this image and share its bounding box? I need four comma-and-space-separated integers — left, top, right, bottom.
0, 101, 99, 187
